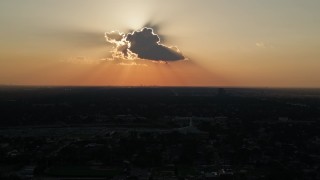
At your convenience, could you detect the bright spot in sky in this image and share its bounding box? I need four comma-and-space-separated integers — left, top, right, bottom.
104, 27, 185, 62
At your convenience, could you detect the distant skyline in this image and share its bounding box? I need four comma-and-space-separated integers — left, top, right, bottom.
1, 0, 320, 87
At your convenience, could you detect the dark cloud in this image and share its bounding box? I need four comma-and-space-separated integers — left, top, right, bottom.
142, 20, 168, 42
105, 27, 185, 61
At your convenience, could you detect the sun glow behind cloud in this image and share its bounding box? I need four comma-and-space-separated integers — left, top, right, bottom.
1, 0, 320, 87
104, 27, 185, 61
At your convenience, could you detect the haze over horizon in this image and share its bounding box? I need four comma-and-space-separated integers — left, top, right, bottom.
1, 0, 320, 88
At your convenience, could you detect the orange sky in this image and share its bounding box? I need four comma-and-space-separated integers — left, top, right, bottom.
0, 57, 230, 87
1, 0, 320, 87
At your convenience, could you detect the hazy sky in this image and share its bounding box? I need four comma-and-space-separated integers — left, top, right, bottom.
1, 0, 320, 87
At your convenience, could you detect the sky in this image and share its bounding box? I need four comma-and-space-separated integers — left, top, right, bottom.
0, 0, 320, 87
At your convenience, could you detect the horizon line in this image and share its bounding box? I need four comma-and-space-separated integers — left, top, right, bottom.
1, 84, 320, 90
